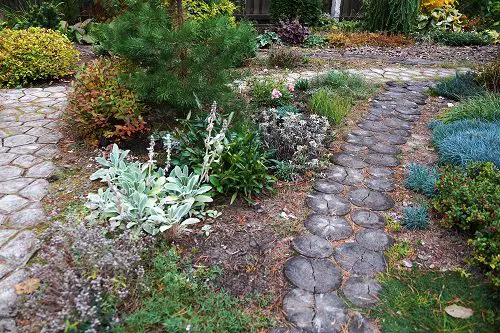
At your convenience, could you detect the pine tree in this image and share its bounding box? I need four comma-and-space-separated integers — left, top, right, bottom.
94, 0, 256, 110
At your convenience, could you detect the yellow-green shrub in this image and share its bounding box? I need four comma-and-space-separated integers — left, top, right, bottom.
0, 27, 79, 87
183, 0, 236, 21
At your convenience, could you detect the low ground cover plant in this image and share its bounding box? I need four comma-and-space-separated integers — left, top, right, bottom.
256, 30, 281, 48
433, 162, 499, 286
326, 32, 414, 48
440, 94, 500, 123
429, 29, 492, 46
66, 58, 147, 145
114, 246, 269, 332
0, 27, 79, 87
430, 119, 500, 167
311, 71, 378, 100
402, 204, 430, 230
372, 271, 498, 332
19, 220, 153, 332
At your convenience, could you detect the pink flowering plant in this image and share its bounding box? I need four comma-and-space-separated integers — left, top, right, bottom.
252, 78, 292, 107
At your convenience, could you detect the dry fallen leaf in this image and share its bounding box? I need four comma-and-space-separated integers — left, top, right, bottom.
445, 304, 473, 319
15, 278, 40, 295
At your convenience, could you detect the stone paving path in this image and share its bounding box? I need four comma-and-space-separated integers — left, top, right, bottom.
286, 66, 468, 84
0, 86, 67, 332
279, 80, 435, 332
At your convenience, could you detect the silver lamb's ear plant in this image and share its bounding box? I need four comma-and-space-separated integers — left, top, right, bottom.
86, 102, 230, 236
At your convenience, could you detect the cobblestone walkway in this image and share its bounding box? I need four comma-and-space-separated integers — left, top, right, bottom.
0, 86, 68, 331
256, 66, 469, 86
279, 81, 435, 332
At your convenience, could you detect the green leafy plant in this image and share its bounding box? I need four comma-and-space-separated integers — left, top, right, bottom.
3, 0, 62, 30
267, 46, 303, 68
363, 0, 420, 33
94, 1, 256, 110
308, 88, 353, 125
433, 162, 499, 286
183, 0, 236, 21
269, 0, 323, 25
402, 205, 429, 230
405, 163, 439, 197
272, 160, 297, 181
256, 30, 281, 48
0, 27, 79, 87
303, 33, 327, 48
59, 18, 95, 44
417, 7, 465, 32
66, 58, 147, 145
432, 72, 485, 101
87, 104, 229, 235
385, 240, 413, 267
209, 131, 276, 203
440, 94, 500, 122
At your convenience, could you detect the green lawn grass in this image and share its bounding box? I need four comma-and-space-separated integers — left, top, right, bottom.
371, 271, 499, 333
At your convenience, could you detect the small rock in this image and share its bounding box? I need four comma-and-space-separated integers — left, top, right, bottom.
445, 304, 473, 319
402, 260, 413, 268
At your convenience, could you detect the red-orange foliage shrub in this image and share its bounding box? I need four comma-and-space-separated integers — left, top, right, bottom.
326, 32, 414, 48
66, 57, 147, 145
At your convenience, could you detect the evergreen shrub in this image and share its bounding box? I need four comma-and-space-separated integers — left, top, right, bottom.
433, 162, 499, 286
95, 1, 256, 110
269, 0, 323, 25
66, 58, 147, 145
0, 27, 79, 87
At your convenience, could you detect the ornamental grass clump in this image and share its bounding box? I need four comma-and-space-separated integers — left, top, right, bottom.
432, 72, 485, 101
430, 119, 500, 167
402, 205, 430, 230
405, 163, 439, 197
363, 0, 420, 33
440, 94, 500, 123
308, 88, 353, 125
0, 27, 79, 87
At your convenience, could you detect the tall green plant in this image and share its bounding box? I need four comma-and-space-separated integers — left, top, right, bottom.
94, 0, 256, 110
363, 0, 420, 33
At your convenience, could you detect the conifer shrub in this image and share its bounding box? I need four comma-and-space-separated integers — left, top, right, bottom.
269, 0, 323, 25
66, 58, 147, 145
0, 27, 79, 87
94, 1, 256, 110
430, 119, 500, 167
363, 0, 420, 33
429, 30, 491, 46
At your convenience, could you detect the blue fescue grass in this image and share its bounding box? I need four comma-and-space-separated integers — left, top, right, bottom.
405, 163, 439, 197
431, 72, 485, 101
402, 205, 429, 230
430, 119, 500, 167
